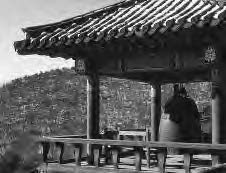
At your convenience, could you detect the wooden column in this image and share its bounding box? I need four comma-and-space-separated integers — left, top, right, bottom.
87, 73, 100, 164
212, 68, 220, 144
219, 57, 226, 145
151, 84, 161, 141
212, 46, 226, 163
210, 44, 226, 163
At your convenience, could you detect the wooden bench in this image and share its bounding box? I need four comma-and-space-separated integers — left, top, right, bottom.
117, 128, 153, 167
118, 129, 148, 141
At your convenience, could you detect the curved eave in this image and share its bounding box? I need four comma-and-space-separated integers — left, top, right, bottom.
14, 0, 226, 55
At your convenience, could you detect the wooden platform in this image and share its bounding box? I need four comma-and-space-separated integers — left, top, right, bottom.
38, 154, 212, 173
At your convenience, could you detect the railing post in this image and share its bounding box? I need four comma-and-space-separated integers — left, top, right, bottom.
93, 145, 101, 167
42, 142, 50, 164
55, 142, 64, 164
41, 141, 50, 173
74, 144, 82, 166
134, 146, 143, 171
117, 126, 121, 140
157, 149, 166, 173
212, 155, 219, 167
146, 126, 151, 168
104, 145, 111, 165
112, 147, 120, 169
184, 153, 191, 173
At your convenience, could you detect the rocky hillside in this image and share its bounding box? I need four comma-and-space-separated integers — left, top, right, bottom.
0, 67, 211, 145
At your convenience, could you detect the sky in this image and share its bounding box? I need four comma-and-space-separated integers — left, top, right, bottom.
0, 0, 121, 86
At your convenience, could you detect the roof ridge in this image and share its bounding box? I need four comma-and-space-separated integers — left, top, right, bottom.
22, 0, 144, 36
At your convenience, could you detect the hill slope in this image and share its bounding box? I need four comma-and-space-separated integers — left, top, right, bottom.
0, 67, 211, 144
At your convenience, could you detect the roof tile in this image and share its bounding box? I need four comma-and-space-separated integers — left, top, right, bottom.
14, 0, 226, 53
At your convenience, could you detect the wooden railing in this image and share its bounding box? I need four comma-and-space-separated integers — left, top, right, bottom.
50, 134, 87, 138
38, 137, 226, 173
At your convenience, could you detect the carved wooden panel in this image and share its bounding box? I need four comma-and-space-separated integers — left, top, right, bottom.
74, 58, 86, 74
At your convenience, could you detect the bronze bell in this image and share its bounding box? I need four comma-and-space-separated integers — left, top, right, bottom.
159, 85, 202, 144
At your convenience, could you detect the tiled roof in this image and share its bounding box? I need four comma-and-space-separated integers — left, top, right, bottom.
14, 0, 226, 53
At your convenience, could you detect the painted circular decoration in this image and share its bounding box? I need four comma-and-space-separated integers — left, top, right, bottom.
204, 46, 216, 63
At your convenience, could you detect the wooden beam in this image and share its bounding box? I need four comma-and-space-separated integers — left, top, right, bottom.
99, 65, 212, 84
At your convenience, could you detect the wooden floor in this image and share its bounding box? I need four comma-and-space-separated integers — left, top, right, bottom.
38, 154, 213, 173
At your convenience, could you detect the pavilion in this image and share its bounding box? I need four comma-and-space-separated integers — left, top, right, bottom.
14, 0, 226, 172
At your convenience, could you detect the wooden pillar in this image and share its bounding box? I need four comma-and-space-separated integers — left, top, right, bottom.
87, 73, 100, 163
211, 45, 226, 163
211, 68, 220, 144
210, 44, 226, 163
151, 84, 161, 141
219, 48, 226, 144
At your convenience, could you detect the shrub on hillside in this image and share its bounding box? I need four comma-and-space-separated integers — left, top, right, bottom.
0, 130, 42, 173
